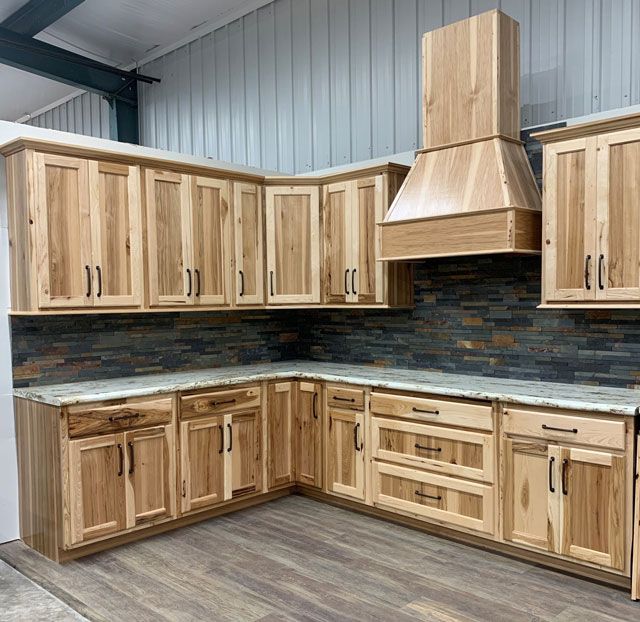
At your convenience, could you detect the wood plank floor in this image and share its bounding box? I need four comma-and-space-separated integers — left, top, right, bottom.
0, 495, 638, 621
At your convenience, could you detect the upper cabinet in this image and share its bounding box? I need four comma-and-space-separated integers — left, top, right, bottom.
536, 114, 640, 307
265, 185, 321, 304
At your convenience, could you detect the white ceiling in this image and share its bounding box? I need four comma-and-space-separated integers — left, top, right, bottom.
0, 0, 263, 121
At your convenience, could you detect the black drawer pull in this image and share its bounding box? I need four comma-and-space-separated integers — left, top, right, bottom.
415, 491, 441, 501
353, 422, 362, 451
186, 268, 192, 297
351, 268, 357, 295
584, 255, 591, 290
117, 443, 123, 476
108, 413, 141, 423
211, 399, 236, 407
128, 441, 135, 475
85, 265, 92, 298
312, 392, 318, 419
96, 265, 102, 298
412, 407, 439, 415
270, 271, 274, 297
333, 396, 355, 402
344, 269, 350, 295
227, 422, 233, 452
562, 458, 569, 495
542, 424, 577, 434
548, 456, 555, 493
414, 444, 441, 453
194, 268, 201, 297
598, 254, 605, 290
238, 270, 244, 296
218, 424, 224, 454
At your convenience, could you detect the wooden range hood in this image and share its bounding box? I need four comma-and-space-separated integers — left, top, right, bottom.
379, 10, 541, 261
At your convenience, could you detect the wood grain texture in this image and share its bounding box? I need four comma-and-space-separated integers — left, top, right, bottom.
322, 181, 350, 304
229, 409, 262, 498
327, 407, 365, 501
180, 386, 261, 420
267, 381, 294, 488
295, 381, 323, 489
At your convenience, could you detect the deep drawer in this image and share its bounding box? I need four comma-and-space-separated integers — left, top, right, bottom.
326, 385, 365, 410
181, 386, 261, 420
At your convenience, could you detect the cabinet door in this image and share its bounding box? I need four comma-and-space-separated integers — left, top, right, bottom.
267, 382, 294, 488
295, 382, 322, 488
180, 416, 226, 513
34, 153, 92, 308
322, 182, 351, 303
89, 161, 143, 307
233, 182, 264, 305
327, 408, 365, 501
543, 138, 597, 302
632, 436, 640, 600
124, 426, 175, 528
69, 433, 126, 544
228, 410, 262, 498
503, 439, 560, 552
351, 176, 384, 304
146, 170, 193, 306
596, 131, 640, 301
265, 186, 320, 304
560, 447, 626, 570
191, 176, 230, 306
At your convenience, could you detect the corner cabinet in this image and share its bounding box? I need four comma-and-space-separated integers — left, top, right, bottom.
537, 116, 640, 307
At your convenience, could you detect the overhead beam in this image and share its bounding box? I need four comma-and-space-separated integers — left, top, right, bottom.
1, 0, 85, 37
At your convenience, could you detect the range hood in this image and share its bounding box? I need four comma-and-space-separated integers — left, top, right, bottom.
379, 10, 541, 261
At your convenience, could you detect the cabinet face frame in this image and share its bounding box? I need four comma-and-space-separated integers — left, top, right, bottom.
265, 186, 320, 304
295, 381, 323, 488
34, 153, 93, 308
233, 182, 264, 305
327, 407, 365, 501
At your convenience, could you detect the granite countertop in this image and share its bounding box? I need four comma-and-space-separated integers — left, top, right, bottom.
13, 361, 640, 416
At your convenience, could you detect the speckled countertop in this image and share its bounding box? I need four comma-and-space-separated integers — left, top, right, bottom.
13, 361, 640, 416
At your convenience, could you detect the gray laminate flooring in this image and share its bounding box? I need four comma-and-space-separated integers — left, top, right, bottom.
0, 495, 637, 621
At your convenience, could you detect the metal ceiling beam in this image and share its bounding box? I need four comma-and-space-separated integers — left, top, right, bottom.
1, 0, 85, 37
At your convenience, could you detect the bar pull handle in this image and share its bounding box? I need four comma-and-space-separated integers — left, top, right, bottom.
415, 490, 442, 501
117, 443, 123, 476
85, 265, 92, 298
238, 270, 244, 296
194, 268, 201, 297
108, 413, 140, 423
562, 458, 569, 495
128, 441, 134, 475
218, 424, 224, 454
96, 265, 102, 298
344, 269, 350, 295
542, 424, 577, 434
598, 254, 605, 290
186, 268, 192, 297
353, 422, 362, 451
412, 407, 439, 415
548, 456, 555, 493
227, 422, 233, 452
584, 255, 591, 290
414, 443, 441, 453
312, 392, 318, 419
270, 271, 274, 297
333, 396, 355, 403
352, 268, 357, 295
211, 399, 236, 407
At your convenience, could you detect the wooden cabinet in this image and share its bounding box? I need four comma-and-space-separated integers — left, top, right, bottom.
632, 435, 640, 600
327, 405, 365, 501
537, 116, 640, 306
267, 382, 294, 488
229, 410, 262, 498
295, 381, 322, 488
233, 182, 264, 305
265, 185, 320, 304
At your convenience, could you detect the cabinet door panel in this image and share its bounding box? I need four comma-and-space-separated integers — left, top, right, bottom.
69, 434, 126, 544
597, 132, 640, 301
229, 411, 262, 497
125, 426, 175, 527
322, 183, 350, 303
89, 162, 142, 307
560, 447, 625, 570
146, 170, 193, 306
267, 382, 294, 488
180, 416, 225, 513
543, 139, 597, 302
233, 183, 264, 305
327, 408, 364, 500
632, 436, 640, 600
265, 186, 320, 304
35, 153, 92, 308
296, 382, 322, 488
192, 176, 230, 306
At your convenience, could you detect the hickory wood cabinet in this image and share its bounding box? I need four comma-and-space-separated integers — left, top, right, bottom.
296, 381, 323, 488
536, 114, 640, 306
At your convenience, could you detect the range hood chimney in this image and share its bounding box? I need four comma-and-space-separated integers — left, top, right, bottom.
379, 10, 541, 261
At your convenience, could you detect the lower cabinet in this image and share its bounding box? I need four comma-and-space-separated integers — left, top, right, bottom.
267, 381, 295, 488
327, 406, 365, 501
295, 381, 323, 488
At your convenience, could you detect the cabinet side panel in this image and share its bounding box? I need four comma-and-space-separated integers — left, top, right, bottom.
14, 397, 62, 561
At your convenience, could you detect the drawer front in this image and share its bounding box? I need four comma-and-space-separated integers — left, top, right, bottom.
181, 386, 261, 420
68, 398, 173, 438
372, 417, 494, 482
370, 392, 493, 431
373, 462, 494, 535
502, 407, 626, 451
326, 385, 365, 410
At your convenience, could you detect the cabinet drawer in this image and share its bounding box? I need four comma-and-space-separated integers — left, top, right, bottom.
68, 397, 173, 438
372, 417, 494, 482
502, 407, 626, 451
373, 462, 494, 535
181, 386, 261, 420
370, 392, 493, 431
326, 385, 365, 410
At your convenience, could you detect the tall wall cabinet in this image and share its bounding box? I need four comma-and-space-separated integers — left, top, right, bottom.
535, 113, 640, 307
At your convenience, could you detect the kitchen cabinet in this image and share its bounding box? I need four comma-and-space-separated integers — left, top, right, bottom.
295, 381, 322, 488
265, 185, 320, 304
229, 410, 262, 498
536, 115, 640, 306
633, 435, 640, 600
267, 382, 295, 488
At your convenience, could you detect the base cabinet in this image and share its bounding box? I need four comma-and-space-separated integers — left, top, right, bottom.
295, 382, 323, 488
327, 407, 365, 501
267, 382, 295, 488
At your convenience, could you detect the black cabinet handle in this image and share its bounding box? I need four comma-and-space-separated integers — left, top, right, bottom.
353, 422, 362, 451
194, 268, 201, 297
117, 443, 123, 476
415, 490, 442, 501
227, 422, 233, 452
108, 412, 140, 423
412, 407, 439, 415
414, 443, 441, 453
239, 270, 244, 296
312, 392, 318, 419
598, 254, 605, 290
542, 424, 577, 434
96, 265, 102, 298
218, 424, 224, 454
344, 269, 350, 295
333, 396, 355, 403
584, 255, 591, 290
128, 441, 134, 475
85, 265, 92, 297
211, 398, 236, 407
548, 456, 555, 493
352, 268, 357, 295
186, 268, 192, 297
561, 458, 569, 495
270, 271, 274, 297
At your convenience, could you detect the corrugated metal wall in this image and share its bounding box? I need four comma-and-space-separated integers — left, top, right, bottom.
23, 0, 640, 173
